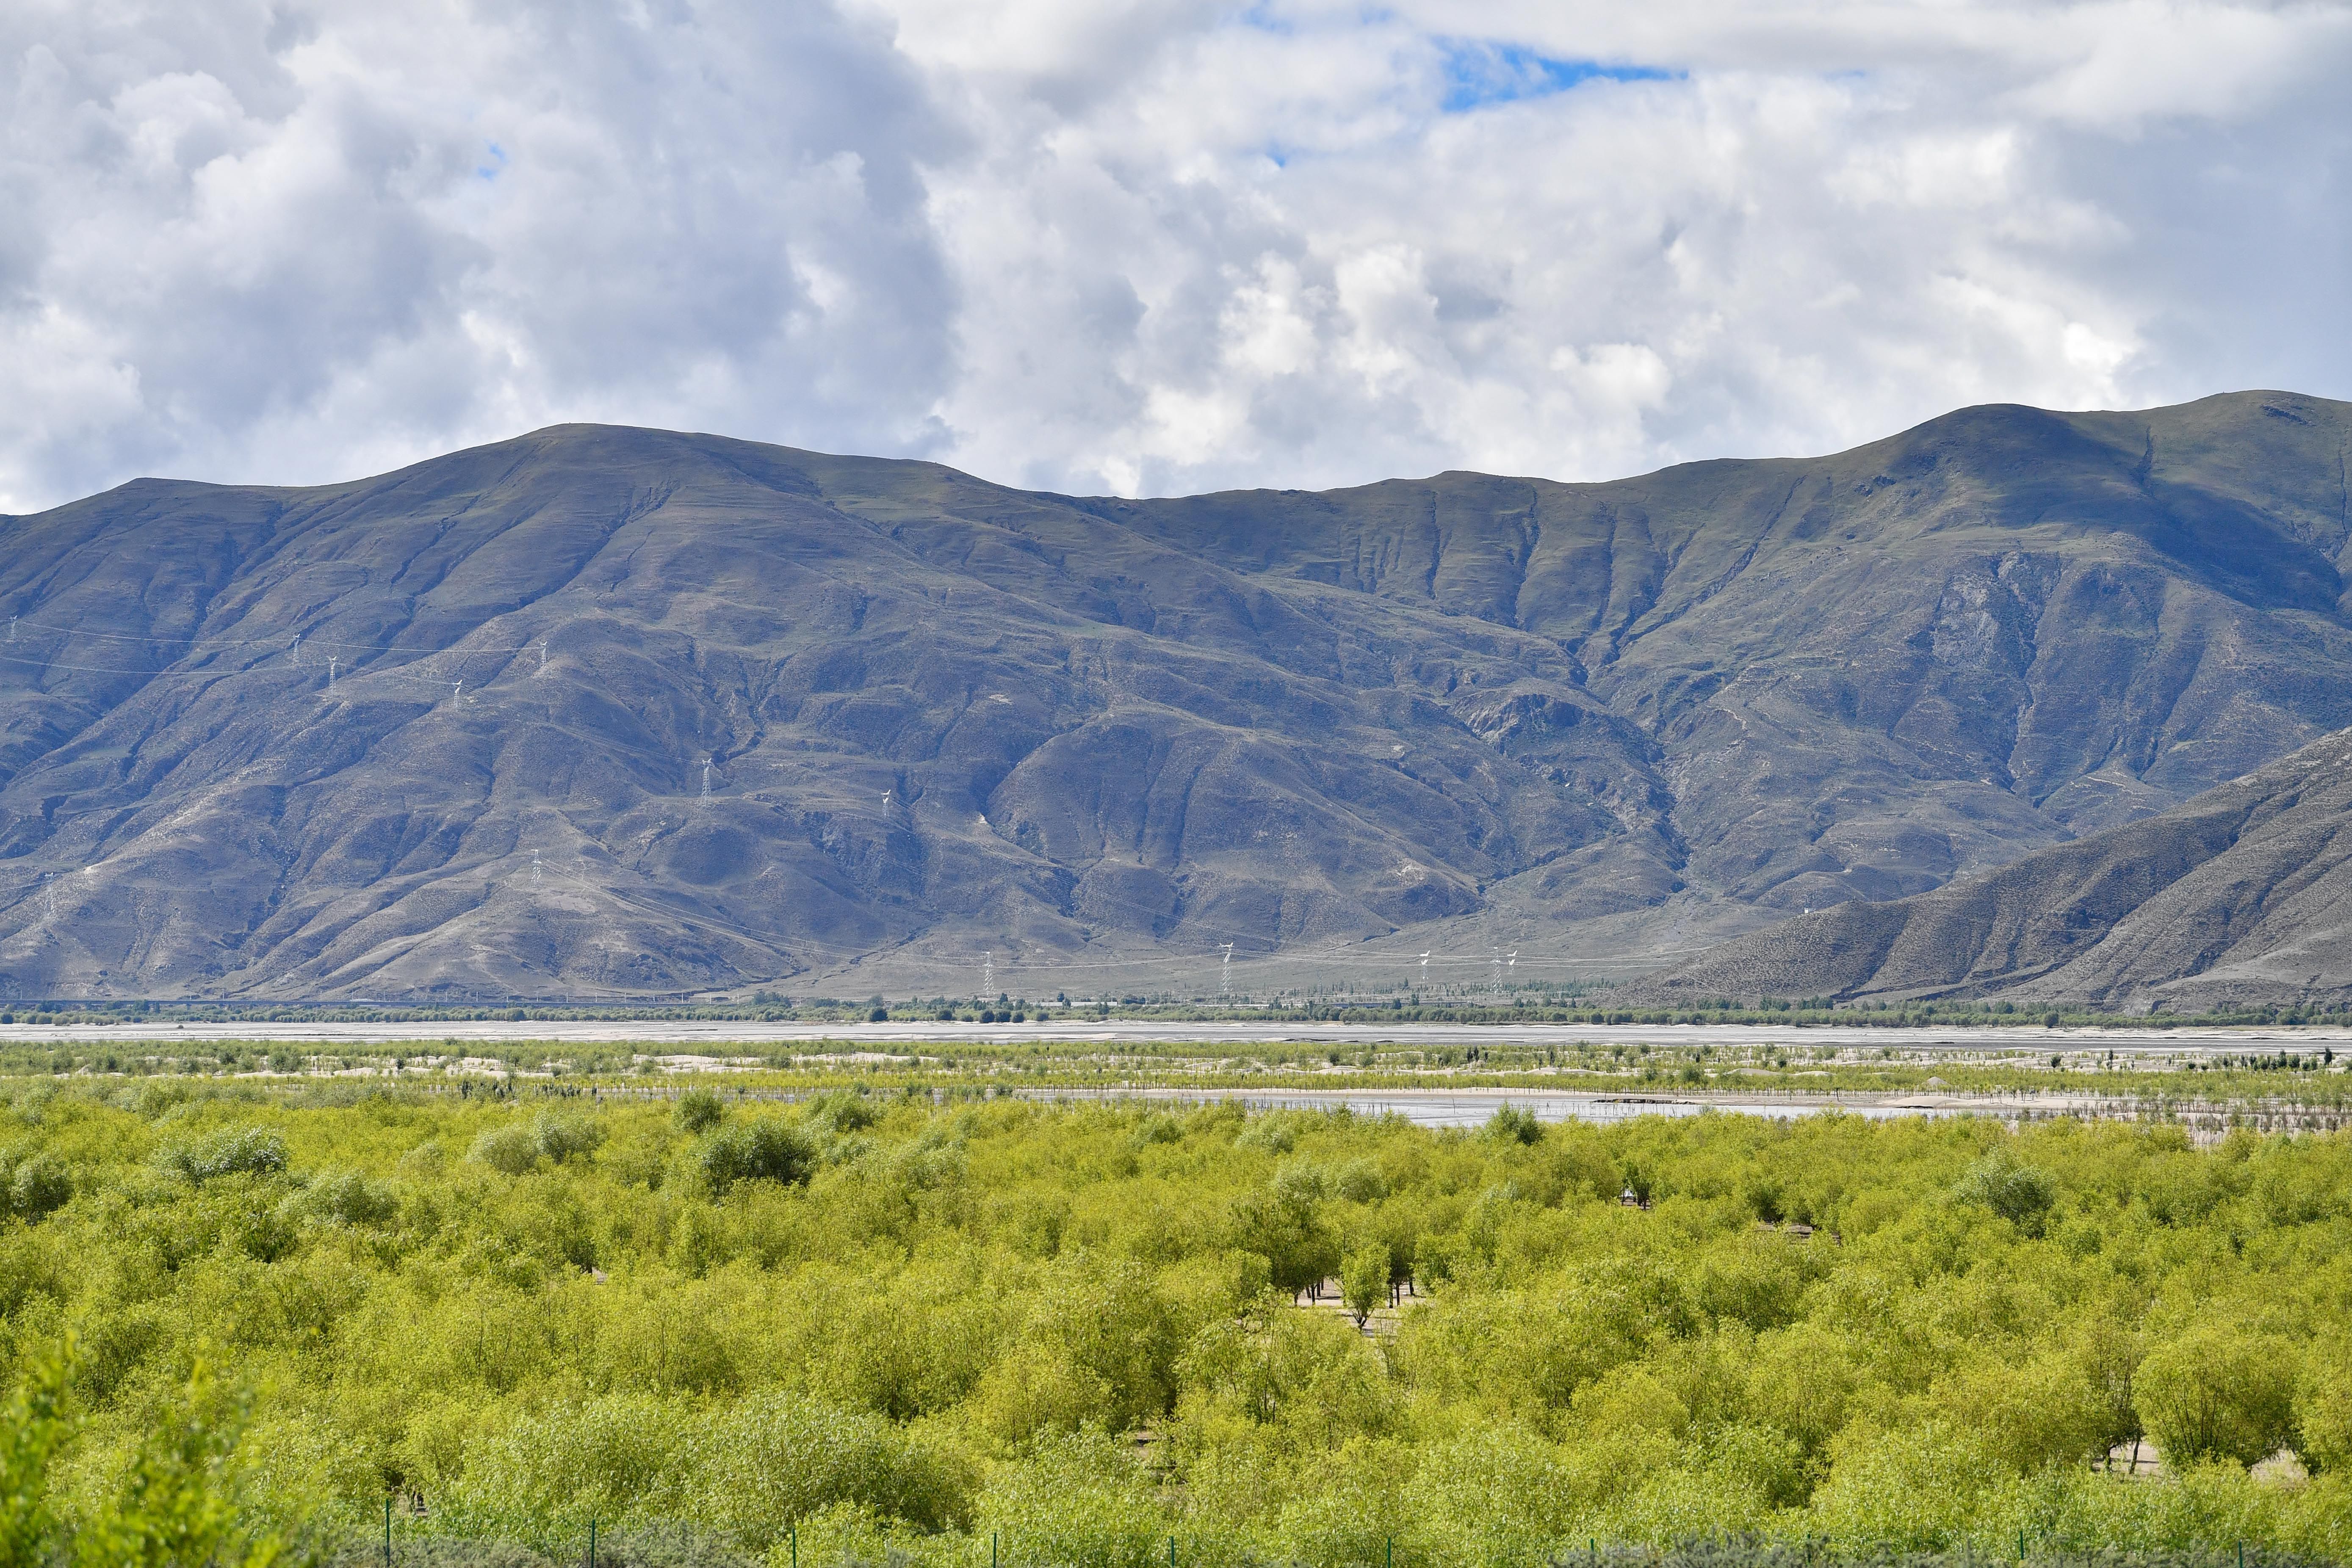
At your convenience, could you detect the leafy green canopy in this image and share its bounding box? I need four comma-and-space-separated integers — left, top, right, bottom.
3, 1084, 2352, 1565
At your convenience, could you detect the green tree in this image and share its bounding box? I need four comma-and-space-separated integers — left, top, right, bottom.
1341, 1242, 1389, 1327
0, 1353, 67, 1568
1231, 1180, 1339, 1301
532, 1108, 605, 1163
4, 1153, 71, 1222
675, 1086, 725, 1134
977, 1431, 1169, 1568
1951, 1147, 2058, 1234
972, 1257, 1173, 1445
1925, 1347, 2113, 1474
1807, 1422, 2004, 1552
2135, 1327, 2299, 1466
1333, 1158, 1387, 1204
158, 1126, 288, 1184
1486, 1105, 1542, 1146
468, 1123, 540, 1175
69, 1363, 289, 1568
1619, 1157, 1655, 1206
2293, 1336, 2352, 1473
700, 1119, 818, 1192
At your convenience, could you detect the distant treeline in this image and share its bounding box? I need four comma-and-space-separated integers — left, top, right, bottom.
5, 994, 2352, 1031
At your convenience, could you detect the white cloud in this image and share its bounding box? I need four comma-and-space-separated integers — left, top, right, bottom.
0, 0, 2346, 511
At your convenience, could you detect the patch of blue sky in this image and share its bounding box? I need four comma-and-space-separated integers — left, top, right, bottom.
1236, 1, 1298, 35
476, 143, 508, 182
1437, 41, 1679, 113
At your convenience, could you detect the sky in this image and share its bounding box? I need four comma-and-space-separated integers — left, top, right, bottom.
2, 0, 2348, 512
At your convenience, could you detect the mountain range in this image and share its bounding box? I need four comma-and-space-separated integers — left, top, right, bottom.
2, 390, 2348, 1001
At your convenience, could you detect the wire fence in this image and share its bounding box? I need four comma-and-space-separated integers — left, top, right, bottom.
313, 1521, 2320, 1568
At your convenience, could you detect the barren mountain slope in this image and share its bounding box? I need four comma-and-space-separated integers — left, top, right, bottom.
1629, 725, 2352, 1009
0, 390, 2346, 1000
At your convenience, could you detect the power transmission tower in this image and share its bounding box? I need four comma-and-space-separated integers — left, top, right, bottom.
1221, 942, 1234, 1001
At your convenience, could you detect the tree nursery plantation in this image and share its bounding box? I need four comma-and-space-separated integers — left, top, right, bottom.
5, 1080, 2352, 1566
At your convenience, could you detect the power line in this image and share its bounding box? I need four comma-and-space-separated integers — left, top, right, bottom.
3, 614, 547, 658
0, 648, 491, 687
0, 651, 273, 681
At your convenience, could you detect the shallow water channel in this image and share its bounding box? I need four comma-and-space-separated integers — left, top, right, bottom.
1016, 1086, 1962, 1128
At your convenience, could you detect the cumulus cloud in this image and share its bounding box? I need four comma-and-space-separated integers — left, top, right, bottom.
1, 0, 2346, 510
0, 0, 956, 508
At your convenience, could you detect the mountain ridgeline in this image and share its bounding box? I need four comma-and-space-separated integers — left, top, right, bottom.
1, 391, 2349, 1001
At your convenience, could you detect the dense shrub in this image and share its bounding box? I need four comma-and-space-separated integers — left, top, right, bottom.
158, 1125, 289, 1183
1950, 1146, 2058, 1233
532, 1109, 605, 1164
698, 1118, 817, 1191
300, 1170, 400, 1226
1486, 1104, 1544, 1145
803, 1090, 877, 1137
2, 1150, 70, 1220
674, 1087, 725, 1135
2136, 1327, 2301, 1466
469, 1124, 541, 1175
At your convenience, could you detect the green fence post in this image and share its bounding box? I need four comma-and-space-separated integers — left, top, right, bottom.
589, 1518, 597, 1568
383, 1496, 392, 1568
792, 1526, 798, 1568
